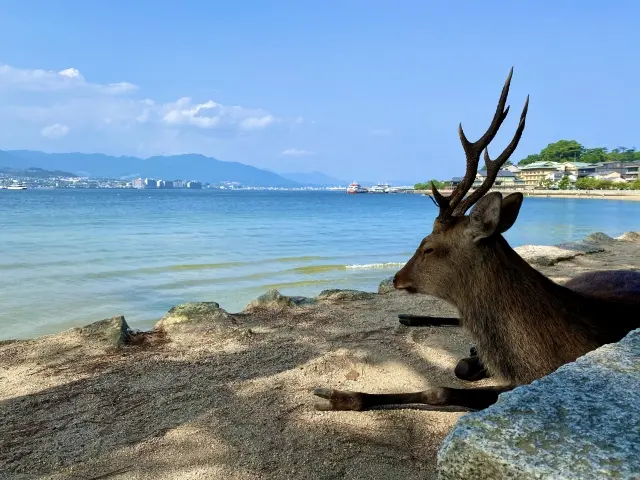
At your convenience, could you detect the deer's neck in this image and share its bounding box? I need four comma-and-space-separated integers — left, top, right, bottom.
452, 236, 601, 385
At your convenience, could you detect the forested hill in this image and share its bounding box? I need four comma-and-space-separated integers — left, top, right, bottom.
518, 140, 639, 166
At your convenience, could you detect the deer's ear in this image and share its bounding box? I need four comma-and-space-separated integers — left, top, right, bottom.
497, 192, 523, 234
468, 192, 503, 243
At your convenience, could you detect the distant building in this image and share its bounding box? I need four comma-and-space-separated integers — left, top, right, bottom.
595, 161, 640, 181
173, 180, 186, 188
517, 161, 564, 187
187, 181, 202, 189
132, 178, 144, 188
163, 180, 174, 189
588, 171, 626, 183
156, 180, 165, 189
144, 178, 157, 188
474, 169, 524, 188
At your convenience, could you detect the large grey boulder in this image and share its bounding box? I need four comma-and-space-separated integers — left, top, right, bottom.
437, 328, 640, 479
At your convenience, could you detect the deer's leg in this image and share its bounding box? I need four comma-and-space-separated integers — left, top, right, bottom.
313, 385, 513, 412
454, 346, 490, 381
397, 314, 460, 327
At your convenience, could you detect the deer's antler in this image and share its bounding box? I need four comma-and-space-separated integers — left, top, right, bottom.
431, 67, 529, 221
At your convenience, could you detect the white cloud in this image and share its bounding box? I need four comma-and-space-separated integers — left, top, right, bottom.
369, 128, 392, 137
0, 62, 299, 155
41, 123, 69, 139
281, 148, 315, 156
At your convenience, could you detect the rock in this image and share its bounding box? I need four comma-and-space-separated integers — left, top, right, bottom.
243, 289, 314, 312
378, 277, 395, 294
617, 231, 640, 243
288, 296, 317, 306
76, 315, 130, 346
514, 245, 585, 266
317, 289, 376, 302
437, 328, 640, 480
582, 231, 616, 244
555, 240, 605, 255
155, 302, 232, 330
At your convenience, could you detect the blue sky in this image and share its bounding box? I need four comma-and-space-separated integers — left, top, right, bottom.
0, 1, 638, 182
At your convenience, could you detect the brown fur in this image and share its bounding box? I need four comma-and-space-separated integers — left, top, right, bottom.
395, 200, 640, 385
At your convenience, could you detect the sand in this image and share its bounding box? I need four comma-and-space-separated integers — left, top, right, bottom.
1, 232, 639, 480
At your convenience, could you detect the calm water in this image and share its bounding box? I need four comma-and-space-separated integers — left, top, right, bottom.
1, 189, 639, 340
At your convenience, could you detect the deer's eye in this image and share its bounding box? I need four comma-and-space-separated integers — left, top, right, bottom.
423, 248, 434, 255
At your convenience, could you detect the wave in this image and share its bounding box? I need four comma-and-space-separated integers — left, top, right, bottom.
345, 262, 406, 269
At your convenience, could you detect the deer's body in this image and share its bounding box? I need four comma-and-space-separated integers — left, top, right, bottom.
451, 234, 639, 385
314, 67, 640, 412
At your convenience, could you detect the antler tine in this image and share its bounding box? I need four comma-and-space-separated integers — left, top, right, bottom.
435, 67, 516, 221
453, 94, 529, 216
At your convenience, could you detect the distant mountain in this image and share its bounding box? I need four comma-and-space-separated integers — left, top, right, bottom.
1, 150, 301, 187
279, 171, 348, 187
0, 166, 77, 178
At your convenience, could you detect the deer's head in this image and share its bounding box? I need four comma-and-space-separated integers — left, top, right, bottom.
393, 68, 529, 300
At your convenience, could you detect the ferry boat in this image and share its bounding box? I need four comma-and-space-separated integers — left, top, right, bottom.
6, 181, 27, 190
346, 181, 367, 194
369, 182, 390, 193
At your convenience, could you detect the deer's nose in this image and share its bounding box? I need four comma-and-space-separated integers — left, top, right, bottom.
393, 273, 410, 290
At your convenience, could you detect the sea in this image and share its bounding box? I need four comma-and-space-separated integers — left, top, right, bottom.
1, 189, 639, 340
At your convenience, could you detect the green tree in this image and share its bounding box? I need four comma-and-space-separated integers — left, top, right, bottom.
558, 175, 571, 190
606, 147, 637, 163
539, 140, 584, 163
414, 179, 448, 190
538, 178, 554, 189
580, 147, 608, 164
517, 154, 541, 166
575, 177, 598, 190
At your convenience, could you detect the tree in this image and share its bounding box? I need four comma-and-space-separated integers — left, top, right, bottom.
558, 175, 571, 190
575, 177, 598, 190
580, 147, 608, 164
539, 140, 584, 163
517, 154, 541, 166
415, 179, 447, 190
538, 178, 554, 189
607, 147, 638, 163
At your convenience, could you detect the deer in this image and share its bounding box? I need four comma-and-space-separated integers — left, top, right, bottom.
313, 67, 640, 412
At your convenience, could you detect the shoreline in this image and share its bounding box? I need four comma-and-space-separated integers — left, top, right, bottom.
1, 230, 639, 479
413, 189, 640, 201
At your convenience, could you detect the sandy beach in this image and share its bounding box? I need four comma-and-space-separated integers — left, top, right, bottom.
1, 231, 639, 480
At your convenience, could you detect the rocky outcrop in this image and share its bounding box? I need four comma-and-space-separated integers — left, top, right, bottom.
437, 328, 640, 480
317, 289, 376, 302
513, 233, 614, 266
377, 277, 395, 294
617, 231, 640, 243
156, 301, 232, 329
75, 315, 131, 346
243, 289, 316, 312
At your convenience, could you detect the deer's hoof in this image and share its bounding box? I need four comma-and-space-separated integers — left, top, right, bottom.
454, 356, 489, 381
313, 387, 366, 411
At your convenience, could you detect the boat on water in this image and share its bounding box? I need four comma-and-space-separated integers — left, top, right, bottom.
6, 181, 27, 190
346, 181, 368, 194
369, 182, 390, 193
